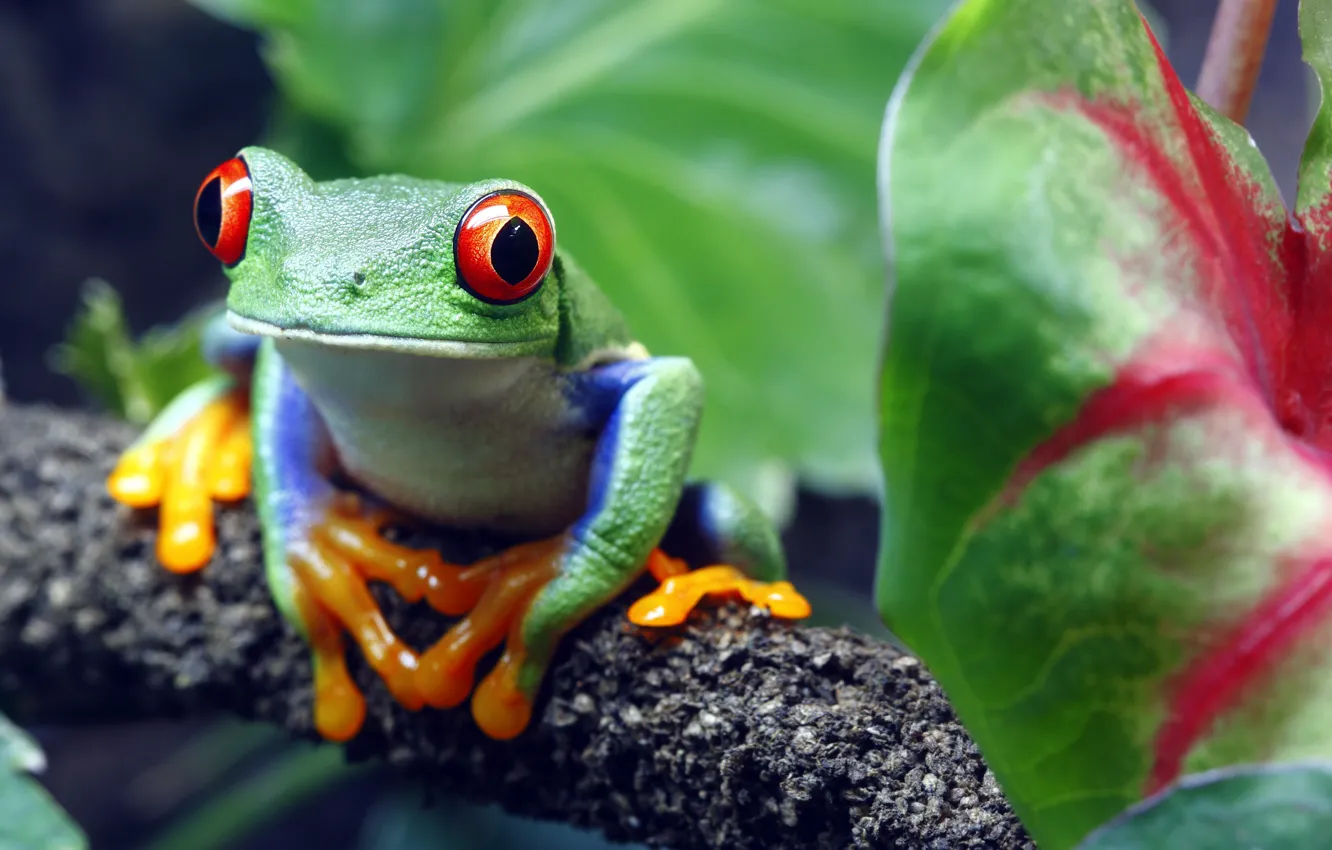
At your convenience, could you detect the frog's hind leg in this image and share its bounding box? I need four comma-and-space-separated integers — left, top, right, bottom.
410, 357, 706, 741
108, 312, 257, 571
627, 481, 811, 627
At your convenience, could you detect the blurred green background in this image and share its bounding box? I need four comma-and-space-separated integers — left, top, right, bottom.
0, 0, 1314, 848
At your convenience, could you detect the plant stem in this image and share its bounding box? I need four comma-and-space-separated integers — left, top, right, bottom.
1195, 0, 1279, 125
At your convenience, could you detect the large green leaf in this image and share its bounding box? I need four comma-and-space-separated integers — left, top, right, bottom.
881, 0, 1332, 847
0, 714, 87, 850
186, 0, 949, 505
1075, 762, 1332, 849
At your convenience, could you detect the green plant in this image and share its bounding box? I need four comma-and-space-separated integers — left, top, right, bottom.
51, 280, 214, 425
879, 0, 1332, 847
1075, 763, 1332, 849
0, 714, 86, 850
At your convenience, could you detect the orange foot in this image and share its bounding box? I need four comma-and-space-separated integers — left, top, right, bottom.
286, 494, 494, 742
107, 388, 252, 572
415, 535, 567, 741
295, 502, 571, 742
627, 550, 812, 627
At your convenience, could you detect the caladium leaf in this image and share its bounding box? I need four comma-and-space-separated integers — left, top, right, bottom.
1074, 762, 1332, 850
880, 0, 1332, 847
186, 0, 951, 507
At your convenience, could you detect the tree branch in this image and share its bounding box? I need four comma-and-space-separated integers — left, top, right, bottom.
0, 403, 1031, 850
1195, 0, 1279, 125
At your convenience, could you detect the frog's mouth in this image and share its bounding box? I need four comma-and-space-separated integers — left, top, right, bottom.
226, 311, 556, 359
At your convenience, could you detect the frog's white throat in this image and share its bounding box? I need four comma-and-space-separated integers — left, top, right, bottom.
272, 334, 595, 534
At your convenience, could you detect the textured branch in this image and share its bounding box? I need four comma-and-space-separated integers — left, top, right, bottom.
0, 403, 1031, 850
1195, 0, 1279, 125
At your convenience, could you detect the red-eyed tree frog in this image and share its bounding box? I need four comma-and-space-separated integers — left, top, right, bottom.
107, 147, 810, 742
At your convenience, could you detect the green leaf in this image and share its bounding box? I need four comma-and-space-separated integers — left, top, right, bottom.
143, 743, 358, 850
188, 0, 312, 29
51, 279, 215, 424
359, 790, 635, 850
881, 0, 1332, 847
186, 0, 950, 504
1075, 762, 1332, 850
1298, 0, 1332, 222
0, 714, 87, 850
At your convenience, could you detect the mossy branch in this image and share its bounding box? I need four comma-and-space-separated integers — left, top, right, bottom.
0, 403, 1030, 850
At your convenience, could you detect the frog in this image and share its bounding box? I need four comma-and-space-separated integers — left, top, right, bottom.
107, 147, 810, 742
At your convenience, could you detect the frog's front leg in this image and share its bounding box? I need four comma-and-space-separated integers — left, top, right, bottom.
415, 357, 808, 740
108, 312, 256, 570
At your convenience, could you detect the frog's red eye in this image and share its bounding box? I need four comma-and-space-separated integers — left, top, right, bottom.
194, 157, 252, 267
454, 190, 554, 304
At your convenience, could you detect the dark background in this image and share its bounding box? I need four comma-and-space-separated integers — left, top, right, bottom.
0, 1, 1313, 848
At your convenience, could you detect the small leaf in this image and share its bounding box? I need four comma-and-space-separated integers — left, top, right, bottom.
132, 311, 219, 422
185, 0, 952, 504
1076, 762, 1332, 850
0, 715, 88, 850
50, 279, 134, 417
51, 280, 214, 424
187, 0, 312, 29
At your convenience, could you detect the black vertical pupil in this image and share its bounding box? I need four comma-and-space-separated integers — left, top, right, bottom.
196, 177, 223, 247
491, 217, 540, 285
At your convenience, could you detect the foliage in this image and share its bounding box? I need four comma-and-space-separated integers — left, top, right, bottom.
357, 791, 634, 850
51, 280, 214, 425
1075, 762, 1332, 850
142, 739, 357, 850
880, 0, 1332, 847
186, 0, 951, 507
0, 714, 86, 850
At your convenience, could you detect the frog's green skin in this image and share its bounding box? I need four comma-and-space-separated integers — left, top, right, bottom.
156, 146, 786, 716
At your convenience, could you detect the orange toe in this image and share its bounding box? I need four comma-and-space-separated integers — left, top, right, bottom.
415, 536, 563, 712
157, 504, 215, 573
108, 443, 164, 507
740, 579, 812, 619
289, 535, 423, 712
472, 644, 534, 741
297, 585, 368, 742
208, 416, 252, 501
628, 559, 812, 627
110, 388, 251, 573
309, 507, 487, 614
647, 548, 689, 581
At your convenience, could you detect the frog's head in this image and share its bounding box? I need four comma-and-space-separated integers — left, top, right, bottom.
193, 146, 563, 357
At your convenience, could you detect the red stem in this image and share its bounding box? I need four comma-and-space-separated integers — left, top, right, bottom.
1194, 0, 1279, 125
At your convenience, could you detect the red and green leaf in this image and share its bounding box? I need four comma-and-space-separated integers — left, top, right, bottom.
879, 0, 1332, 847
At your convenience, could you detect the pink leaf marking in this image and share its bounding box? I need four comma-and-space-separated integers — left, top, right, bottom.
1146, 558, 1332, 795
